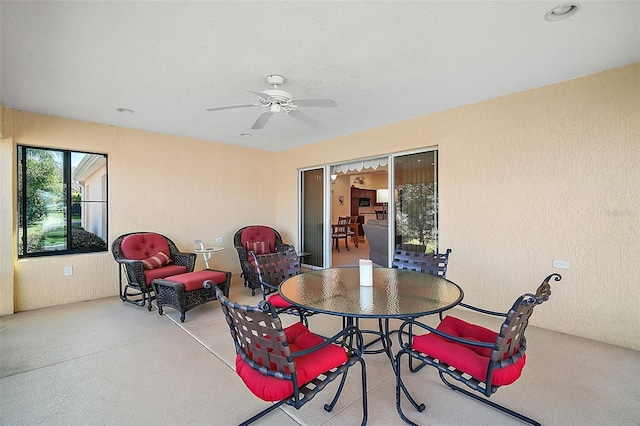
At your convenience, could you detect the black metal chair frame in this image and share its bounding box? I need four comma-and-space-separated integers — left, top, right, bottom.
111, 232, 196, 310
365, 248, 453, 355
392, 247, 452, 277
233, 225, 295, 296
251, 250, 315, 325
213, 287, 368, 425
394, 273, 561, 426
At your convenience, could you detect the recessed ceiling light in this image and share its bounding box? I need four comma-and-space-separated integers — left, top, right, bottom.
116, 107, 134, 114
240, 133, 252, 137
545, 3, 579, 21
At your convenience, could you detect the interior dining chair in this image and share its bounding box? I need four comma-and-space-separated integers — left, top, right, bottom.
212, 286, 368, 426
394, 273, 561, 426
331, 216, 351, 252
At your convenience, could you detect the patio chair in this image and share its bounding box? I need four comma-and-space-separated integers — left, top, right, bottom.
392, 248, 452, 277
112, 232, 196, 310
395, 273, 562, 426
251, 250, 314, 325
234, 225, 295, 295
212, 286, 368, 425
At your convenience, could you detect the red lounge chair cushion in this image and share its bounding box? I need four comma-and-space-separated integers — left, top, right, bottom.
412, 315, 526, 387
241, 226, 277, 254
121, 233, 171, 260
163, 270, 229, 292
143, 265, 187, 284
266, 293, 291, 309
236, 322, 348, 401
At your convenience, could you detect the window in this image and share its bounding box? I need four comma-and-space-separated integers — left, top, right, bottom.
17, 146, 108, 257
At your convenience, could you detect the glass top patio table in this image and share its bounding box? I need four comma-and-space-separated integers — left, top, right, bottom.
279, 267, 463, 319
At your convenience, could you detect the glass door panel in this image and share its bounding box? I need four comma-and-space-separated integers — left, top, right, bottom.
300, 168, 324, 268
394, 150, 438, 253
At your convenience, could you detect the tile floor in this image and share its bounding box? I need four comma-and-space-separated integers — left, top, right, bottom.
1, 274, 639, 426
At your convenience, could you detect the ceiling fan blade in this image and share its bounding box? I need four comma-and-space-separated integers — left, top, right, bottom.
292, 98, 337, 107
251, 111, 273, 129
288, 109, 320, 127
206, 104, 256, 112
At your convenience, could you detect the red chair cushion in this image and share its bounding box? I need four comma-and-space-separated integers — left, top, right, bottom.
235, 322, 348, 401
266, 293, 292, 309
412, 315, 526, 387
121, 233, 171, 260
241, 226, 277, 254
144, 265, 188, 284
163, 270, 228, 292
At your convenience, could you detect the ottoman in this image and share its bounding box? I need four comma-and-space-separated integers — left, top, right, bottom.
152, 269, 232, 322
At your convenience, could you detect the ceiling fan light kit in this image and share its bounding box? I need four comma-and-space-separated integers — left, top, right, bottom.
206, 74, 337, 130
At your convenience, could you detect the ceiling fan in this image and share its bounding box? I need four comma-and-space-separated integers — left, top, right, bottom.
206, 74, 337, 130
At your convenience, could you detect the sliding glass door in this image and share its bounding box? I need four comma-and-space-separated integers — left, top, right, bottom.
298, 148, 438, 268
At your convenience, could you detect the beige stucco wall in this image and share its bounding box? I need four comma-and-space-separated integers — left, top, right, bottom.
1, 111, 280, 313
276, 64, 640, 350
0, 64, 638, 350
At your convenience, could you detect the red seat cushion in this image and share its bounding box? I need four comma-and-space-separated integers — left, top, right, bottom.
412, 316, 526, 387
144, 265, 188, 284
266, 293, 292, 309
163, 270, 228, 292
241, 226, 277, 255
121, 233, 171, 260
236, 322, 348, 401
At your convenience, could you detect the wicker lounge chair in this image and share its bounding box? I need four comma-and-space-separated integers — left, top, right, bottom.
111, 232, 196, 310
233, 225, 295, 295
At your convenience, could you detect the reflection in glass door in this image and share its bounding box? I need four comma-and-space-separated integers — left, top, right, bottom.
394, 150, 438, 254
300, 168, 324, 268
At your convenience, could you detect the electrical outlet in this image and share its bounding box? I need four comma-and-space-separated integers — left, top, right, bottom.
64, 266, 73, 276
194, 239, 202, 245
215, 237, 223, 243
552, 260, 570, 270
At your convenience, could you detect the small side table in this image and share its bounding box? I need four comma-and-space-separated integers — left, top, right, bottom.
194, 246, 224, 269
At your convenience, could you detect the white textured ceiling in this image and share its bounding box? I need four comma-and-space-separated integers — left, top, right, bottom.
1, 1, 639, 151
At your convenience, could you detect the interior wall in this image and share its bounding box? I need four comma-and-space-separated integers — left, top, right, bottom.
276, 64, 640, 350
2, 111, 278, 312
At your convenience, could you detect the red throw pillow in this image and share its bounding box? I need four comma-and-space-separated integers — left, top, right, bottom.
141, 251, 172, 270
246, 241, 273, 255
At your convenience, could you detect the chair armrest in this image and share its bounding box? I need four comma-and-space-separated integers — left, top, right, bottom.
397, 318, 496, 351
171, 251, 197, 271
291, 325, 365, 359
275, 243, 295, 253
457, 302, 507, 318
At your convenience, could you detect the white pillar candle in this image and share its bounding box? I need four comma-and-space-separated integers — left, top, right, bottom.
359, 259, 373, 287
360, 286, 373, 312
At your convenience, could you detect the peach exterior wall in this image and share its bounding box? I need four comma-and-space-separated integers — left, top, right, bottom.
275, 64, 640, 350
1, 64, 638, 350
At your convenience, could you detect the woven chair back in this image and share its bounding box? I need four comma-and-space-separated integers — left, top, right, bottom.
252, 250, 301, 296
392, 248, 452, 278
490, 273, 559, 368
216, 288, 295, 378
